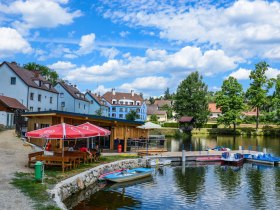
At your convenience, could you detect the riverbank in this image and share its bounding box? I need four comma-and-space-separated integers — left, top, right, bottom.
151, 124, 280, 137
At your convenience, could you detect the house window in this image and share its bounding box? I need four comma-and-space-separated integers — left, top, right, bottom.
29, 107, 33, 111
11, 77, 16, 85
136, 102, 140, 105
120, 101, 124, 105
112, 113, 116, 118
120, 108, 123, 112
84, 104, 86, 110
38, 107, 41, 112
61, 102, 65, 107
38, 94, 41, 102
30, 93, 34, 100
50, 97, 53, 104
78, 103, 81, 109
130, 102, 133, 105
119, 114, 123, 118
112, 107, 116, 112
60, 93, 64, 98
112, 100, 116, 104
91, 100, 93, 104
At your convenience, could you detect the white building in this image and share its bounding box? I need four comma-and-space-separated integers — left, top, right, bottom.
55, 82, 90, 114
0, 62, 58, 112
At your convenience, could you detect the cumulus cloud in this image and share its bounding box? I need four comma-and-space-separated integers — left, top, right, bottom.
119, 31, 130, 37
76, 33, 95, 55
93, 85, 111, 95
0, 27, 32, 57
0, 0, 81, 35
48, 61, 77, 71
228, 68, 251, 80
266, 68, 280, 79
98, 0, 280, 59
100, 47, 120, 59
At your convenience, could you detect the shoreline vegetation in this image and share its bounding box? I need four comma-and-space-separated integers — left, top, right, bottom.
11, 155, 138, 210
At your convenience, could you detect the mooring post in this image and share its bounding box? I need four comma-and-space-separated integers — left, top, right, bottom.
263, 147, 267, 154
182, 144, 185, 162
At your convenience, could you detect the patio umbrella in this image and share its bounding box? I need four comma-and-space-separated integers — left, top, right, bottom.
76, 122, 111, 149
26, 123, 99, 139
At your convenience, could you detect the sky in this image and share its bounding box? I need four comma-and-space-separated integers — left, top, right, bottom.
1, 0, 280, 98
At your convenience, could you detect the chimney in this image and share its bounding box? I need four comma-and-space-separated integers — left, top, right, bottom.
89, 90, 91, 93
34, 70, 40, 78
131, 90, 135, 96
98, 92, 100, 97
112, 88, 116, 95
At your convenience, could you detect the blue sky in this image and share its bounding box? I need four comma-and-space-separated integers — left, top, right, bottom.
1, 0, 280, 98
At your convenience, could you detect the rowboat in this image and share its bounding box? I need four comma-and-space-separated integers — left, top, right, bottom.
103, 168, 153, 183
98, 169, 127, 181
221, 152, 244, 165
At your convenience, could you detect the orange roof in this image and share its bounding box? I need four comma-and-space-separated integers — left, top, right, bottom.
208, 103, 222, 113
0, 95, 27, 110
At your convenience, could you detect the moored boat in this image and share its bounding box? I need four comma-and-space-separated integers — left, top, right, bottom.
244, 153, 279, 166
103, 168, 153, 183
99, 168, 127, 181
221, 152, 244, 165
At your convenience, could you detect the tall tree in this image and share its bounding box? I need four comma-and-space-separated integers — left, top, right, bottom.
174, 72, 209, 128
126, 110, 140, 121
23, 62, 59, 85
246, 61, 272, 129
148, 97, 155, 104
164, 87, 172, 100
161, 104, 173, 119
150, 114, 158, 122
216, 76, 245, 134
272, 75, 280, 123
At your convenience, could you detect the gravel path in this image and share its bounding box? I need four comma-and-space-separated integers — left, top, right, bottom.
0, 130, 34, 210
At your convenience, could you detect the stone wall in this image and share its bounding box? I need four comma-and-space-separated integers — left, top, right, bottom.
50, 158, 148, 210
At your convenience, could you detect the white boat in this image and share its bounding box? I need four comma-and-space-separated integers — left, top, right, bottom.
103, 168, 153, 183
221, 152, 244, 165
150, 158, 171, 166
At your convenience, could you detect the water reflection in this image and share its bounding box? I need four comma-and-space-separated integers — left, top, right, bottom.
173, 166, 206, 203
167, 135, 280, 155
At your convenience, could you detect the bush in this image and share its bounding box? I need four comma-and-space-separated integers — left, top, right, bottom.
162, 122, 179, 128
203, 123, 218, 128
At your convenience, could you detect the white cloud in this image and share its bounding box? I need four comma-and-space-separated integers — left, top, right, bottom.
266, 67, 280, 79
76, 33, 95, 55
99, 0, 280, 59
93, 85, 111, 95
0, 0, 81, 34
0, 27, 32, 57
228, 68, 251, 80
119, 76, 169, 92
48, 61, 77, 71
100, 47, 120, 59
119, 31, 130, 37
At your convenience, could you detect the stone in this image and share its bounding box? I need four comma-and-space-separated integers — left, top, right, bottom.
77, 177, 85, 190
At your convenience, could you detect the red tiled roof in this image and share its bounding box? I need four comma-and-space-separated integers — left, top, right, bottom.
87, 92, 108, 107
58, 82, 89, 102
208, 103, 222, 113
1, 62, 58, 93
178, 116, 194, 123
147, 105, 166, 115
103, 91, 143, 106
154, 100, 172, 107
0, 95, 27, 110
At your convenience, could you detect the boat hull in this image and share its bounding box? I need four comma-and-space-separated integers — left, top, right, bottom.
246, 158, 275, 165
104, 168, 153, 183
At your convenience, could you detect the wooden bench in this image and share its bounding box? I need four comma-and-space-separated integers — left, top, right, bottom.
28, 151, 44, 167
36, 155, 73, 172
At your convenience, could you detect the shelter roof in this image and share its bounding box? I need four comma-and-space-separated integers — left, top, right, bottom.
0, 95, 27, 110
178, 116, 194, 123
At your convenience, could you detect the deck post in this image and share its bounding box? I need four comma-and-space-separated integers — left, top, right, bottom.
182, 144, 185, 162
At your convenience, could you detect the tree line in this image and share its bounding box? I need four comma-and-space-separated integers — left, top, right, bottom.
173, 61, 280, 132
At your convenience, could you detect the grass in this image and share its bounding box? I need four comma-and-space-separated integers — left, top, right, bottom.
11, 155, 139, 209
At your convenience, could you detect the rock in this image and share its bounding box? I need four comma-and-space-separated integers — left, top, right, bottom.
77, 177, 84, 190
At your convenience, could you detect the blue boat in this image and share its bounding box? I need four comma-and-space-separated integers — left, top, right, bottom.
104, 168, 153, 183
221, 152, 244, 165
244, 153, 277, 165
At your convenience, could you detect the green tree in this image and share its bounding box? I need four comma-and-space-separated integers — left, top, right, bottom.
216, 76, 245, 134
150, 114, 158, 122
125, 110, 140, 121
23, 62, 59, 85
161, 104, 173, 119
246, 61, 272, 129
174, 71, 209, 128
164, 87, 172, 100
148, 97, 155, 104
272, 75, 280, 123
95, 108, 103, 116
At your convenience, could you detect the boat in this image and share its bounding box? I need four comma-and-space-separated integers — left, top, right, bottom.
221, 152, 244, 165
206, 146, 231, 151
150, 158, 171, 166
98, 168, 127, 181
244, 153, 279, 166
196, 156, 221, 162
103, 168, 153, 183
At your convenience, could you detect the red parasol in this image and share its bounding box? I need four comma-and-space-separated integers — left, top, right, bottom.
26, 123, 99, 139
76, 122, 111, 136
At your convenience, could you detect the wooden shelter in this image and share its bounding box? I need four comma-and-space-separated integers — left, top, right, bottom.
23, 110, 147, 152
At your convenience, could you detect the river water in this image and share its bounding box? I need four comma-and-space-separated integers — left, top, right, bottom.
68, 135, 280, 210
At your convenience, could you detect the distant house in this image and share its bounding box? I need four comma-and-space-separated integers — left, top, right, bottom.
154, 99, 173, 108
55, 82, 89, 114
0, 61, 58, 112
85, 91, 109, 117
0, 95, 27, 127
208, 103, 222, 119
103, 89, 147, 121
147, 104, 167, 122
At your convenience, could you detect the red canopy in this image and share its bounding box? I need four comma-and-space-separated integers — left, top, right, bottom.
76, 122, 111, 136
25, 123, 100, 139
